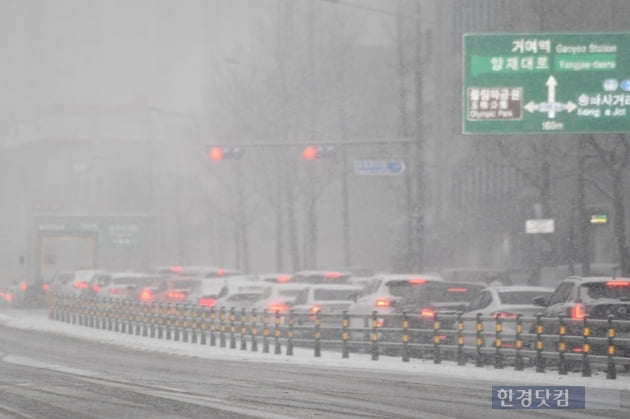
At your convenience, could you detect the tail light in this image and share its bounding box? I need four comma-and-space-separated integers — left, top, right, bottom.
139, 289, 154, 302
501, 342, 514, 348
167, 291, 187, 300
109, 288, 125, 294
570, 304, 586, 320
170, 266, 183, 273
6, 293, 13, 302
447, 287, 469, 293
420, 307, 435, 318
73, 282, 88, 289
572, 347, 584, 353
216, 269, 225, 276
92, 284, 102, 293
606, 280, 630, 287
19, 282, 28, 292
324, 272, 341, 279
276, 275, 291, 283
42, 283, 50, 291
268, 303, 289, 313
375, 298, 391, 307
310, 304, 322, 314
409, 278, 427, 285
491, 311, 517, 318
198, 297, 217, 307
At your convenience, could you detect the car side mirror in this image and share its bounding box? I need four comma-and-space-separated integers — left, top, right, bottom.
532, 296, 548, 307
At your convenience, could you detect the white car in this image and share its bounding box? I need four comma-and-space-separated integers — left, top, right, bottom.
213, 278, 271, 311
98, 272, 161, 300
252, 283, 308, 314
48, 270, 110, 297
461, 285, 554, 348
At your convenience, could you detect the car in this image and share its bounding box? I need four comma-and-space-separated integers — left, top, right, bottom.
136, 275, 201, 304
48, 270, 110, 297
532, 276, 630, 361
290, 283, 363, 338
289, 270, 353, 284
347, 274, 444, 336
99, 272, 162, 300
461, 285, 554, 348
181, 265, 242, 278
251, 283, 308, 314
381, 281, 484, 352
213, 278, 271, 311
258, 273, 293, 284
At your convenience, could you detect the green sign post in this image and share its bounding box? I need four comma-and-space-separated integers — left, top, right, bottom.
463, 32, 630, 134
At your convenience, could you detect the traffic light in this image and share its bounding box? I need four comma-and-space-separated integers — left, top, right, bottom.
207, 146, 242, 161
302, 145, 336, 160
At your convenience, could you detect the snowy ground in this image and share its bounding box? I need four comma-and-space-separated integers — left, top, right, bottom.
1, 309, 628, 397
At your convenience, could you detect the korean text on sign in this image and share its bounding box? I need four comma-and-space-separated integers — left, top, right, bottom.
491, 386, 585, 409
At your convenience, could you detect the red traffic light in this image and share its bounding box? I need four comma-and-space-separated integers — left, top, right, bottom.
207, 146, 242, 161
302, 146, 318, 160
208, 147, 224, 161
302, 145, 335, 160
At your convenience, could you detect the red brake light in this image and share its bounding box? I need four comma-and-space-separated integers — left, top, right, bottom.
276, 275, 291, 283
375, 298, 391, 307
199, 297, 217, 307
167, 291, 187, 300
268, 303, 289, 313
606, 281, 630, 287
420, 307, 435, 318
109, 288, 125, 294
310, 304, 322, 314
42, 283, 50, 291
73, 282, 88, 289
216, 269, 225, 276
409, 278, 427, 285
6, 293, 13, 302
92, 284, 102, 293
139, 289, 154, 302
170, 266, 183, 273
324, 272, 341, 279
19, 282, 28, 291
570, 304, 586, 320
491, 311, 517, 318
447, 287, 469, 293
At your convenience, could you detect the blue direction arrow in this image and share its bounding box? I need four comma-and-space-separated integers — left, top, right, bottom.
354, 160, 406, 176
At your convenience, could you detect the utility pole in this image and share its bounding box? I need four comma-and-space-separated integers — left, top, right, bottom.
413, 0, 425, 272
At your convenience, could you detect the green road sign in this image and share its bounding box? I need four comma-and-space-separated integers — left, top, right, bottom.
463, 32, 630, 134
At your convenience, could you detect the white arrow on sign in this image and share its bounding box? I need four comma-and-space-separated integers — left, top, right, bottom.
524, 75, 577, 118
547, 75, 557, 118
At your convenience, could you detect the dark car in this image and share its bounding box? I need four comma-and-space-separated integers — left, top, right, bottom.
532, 276, 630, 362
381, 281, 484, 351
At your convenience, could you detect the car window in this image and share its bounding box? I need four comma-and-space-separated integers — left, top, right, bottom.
498, 291, 552, 305
467, 290, 492, 311
386, 280, 413, 298
548, 282, 574, 305
582, 282, 630, 299
313, 289, 357, 301
293, 288, 309, 305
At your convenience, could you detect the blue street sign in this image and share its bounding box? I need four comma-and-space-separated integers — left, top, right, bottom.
354, 160, 406, 176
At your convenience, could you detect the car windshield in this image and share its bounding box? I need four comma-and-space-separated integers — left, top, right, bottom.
421, 283, 483, 303
582, 283, 630, 299
313, 289, 357, 301
386, 280, 414, 297
499, 291, 552, 305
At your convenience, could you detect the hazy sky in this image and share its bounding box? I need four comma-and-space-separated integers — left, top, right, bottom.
0, 0, 390, 115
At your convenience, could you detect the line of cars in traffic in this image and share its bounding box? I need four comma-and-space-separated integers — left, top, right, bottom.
7, 265, 630, 362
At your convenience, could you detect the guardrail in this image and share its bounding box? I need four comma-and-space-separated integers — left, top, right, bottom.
46, 293, 630, 379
